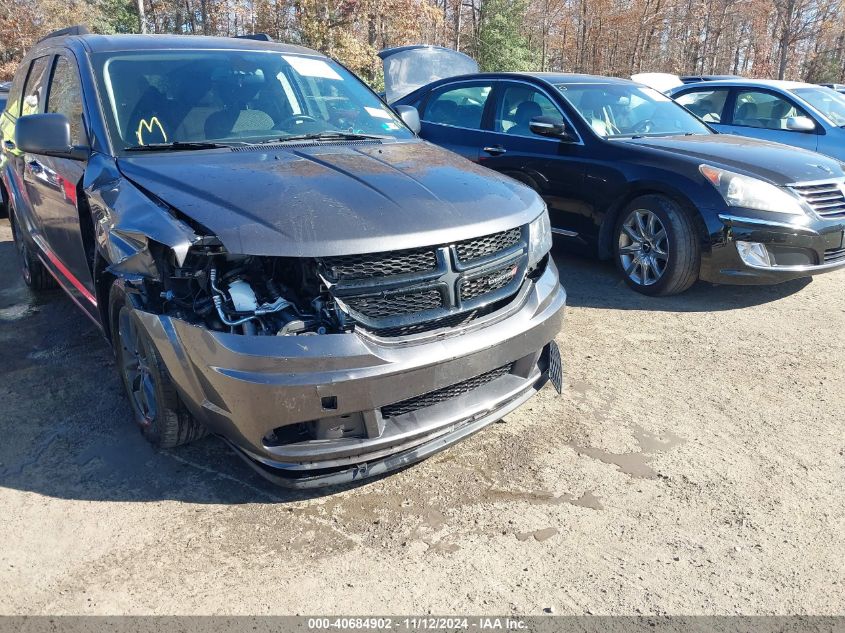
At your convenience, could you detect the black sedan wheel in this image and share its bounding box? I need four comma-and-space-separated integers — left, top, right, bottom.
111, 283, 206, 448
614, 195, 699, 296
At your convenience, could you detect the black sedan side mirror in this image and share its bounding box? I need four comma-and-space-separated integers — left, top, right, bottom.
394, 105, 421, 134
529, 116, 575, 141
15, 113, 88, 160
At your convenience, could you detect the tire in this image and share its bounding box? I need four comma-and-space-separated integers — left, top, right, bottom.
10, 209, 57, 291
0, 183, 8, 219
109, 282, 206, 448
614, 195, 700, 296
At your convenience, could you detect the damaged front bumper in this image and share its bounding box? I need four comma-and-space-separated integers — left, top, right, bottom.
700, 212, 845, 284
133, 258, 566, 487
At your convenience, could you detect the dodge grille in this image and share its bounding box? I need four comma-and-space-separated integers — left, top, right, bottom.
319, 227, 529, 337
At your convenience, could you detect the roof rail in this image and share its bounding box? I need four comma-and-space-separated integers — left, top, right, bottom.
37, 25, 90, 43
234, 33, 273, 42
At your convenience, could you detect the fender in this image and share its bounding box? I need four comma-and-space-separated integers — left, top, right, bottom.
597, 178, 713, 260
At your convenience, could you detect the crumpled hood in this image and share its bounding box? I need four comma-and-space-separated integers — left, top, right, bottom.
117, 139, 542, 257
623, 134, 845, 184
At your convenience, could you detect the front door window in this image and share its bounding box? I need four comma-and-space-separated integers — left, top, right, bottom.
495, 85, 565, 137
732, 90, 810, 130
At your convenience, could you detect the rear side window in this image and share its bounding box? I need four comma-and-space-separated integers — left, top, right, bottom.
674, 89, 729, 123
47, 56, 86, 145
22, 56, 52, 117
4, 63, 29, 117
423, 84, 492, 130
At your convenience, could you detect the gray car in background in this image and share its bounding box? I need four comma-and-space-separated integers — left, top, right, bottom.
670, 79, 845, 161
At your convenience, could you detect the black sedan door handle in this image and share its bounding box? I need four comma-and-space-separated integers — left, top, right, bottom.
3, 140, 15, 151
483, 145, 507, 156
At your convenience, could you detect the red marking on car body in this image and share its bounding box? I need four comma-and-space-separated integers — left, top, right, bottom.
33, 233, 97, 306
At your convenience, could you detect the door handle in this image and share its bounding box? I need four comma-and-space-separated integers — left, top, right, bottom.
3, 140, 15, 151
483, 145, 507, 155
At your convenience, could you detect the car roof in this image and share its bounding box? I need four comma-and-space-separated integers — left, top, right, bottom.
420, 72, 636, 86
514, 72, 635, 85
676, 78, 817, 91
39, 33, 319, 57
681, 74, 739, 79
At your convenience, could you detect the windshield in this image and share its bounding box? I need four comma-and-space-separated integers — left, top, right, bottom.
93, 50, 413, 151
556, 83, 711, 138
792, 87, 845, 126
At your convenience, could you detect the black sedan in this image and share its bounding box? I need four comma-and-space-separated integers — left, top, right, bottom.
383, 56, 845, 295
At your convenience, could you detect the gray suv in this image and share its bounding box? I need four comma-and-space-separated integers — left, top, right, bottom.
0, 28, 565, 487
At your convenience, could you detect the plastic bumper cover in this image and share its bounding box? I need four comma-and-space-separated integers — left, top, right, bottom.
700, 213, 845, 284
133, 258, 566, 486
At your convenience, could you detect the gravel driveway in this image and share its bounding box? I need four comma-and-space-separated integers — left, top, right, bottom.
1, 221, 842, 615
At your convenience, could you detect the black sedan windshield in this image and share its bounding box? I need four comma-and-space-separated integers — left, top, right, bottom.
556, 83, 711, 138
93, 50, 413, 150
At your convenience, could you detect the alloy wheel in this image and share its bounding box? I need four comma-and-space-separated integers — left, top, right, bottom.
118, 308, 157, 428
618, 208, 669, 286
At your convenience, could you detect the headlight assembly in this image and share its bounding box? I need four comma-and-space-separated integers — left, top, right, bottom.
699, 164, 806, 215
528, 211, 553, 269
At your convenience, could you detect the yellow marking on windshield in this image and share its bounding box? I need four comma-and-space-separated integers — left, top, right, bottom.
136, 117, 167, 145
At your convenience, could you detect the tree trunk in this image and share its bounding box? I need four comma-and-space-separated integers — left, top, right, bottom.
454, 0, 462, 50
137, 0, 147, 33
200, 0, 208, 34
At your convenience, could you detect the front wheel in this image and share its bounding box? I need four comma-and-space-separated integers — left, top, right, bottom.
110, 283, 206, 448
614, 195, 700, 296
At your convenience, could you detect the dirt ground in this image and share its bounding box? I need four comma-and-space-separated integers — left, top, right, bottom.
0, 219, 843, 616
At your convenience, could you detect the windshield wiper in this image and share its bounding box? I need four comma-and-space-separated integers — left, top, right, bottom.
270, 131, 390, 143
124, 141, 238, 152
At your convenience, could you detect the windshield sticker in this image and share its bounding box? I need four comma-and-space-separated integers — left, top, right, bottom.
282, 56, 342, 80
136, 116, 168, 145
365, 106, 392, 119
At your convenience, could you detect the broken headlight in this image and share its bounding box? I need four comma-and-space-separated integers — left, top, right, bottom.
152, 245, 346, 336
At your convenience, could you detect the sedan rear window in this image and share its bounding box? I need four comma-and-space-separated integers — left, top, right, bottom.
674, 89, 729, 123
423, 84, 491, 129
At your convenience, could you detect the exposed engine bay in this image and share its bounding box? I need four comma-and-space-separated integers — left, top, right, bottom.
129, 220, 540, 340
144, 240, 349, 336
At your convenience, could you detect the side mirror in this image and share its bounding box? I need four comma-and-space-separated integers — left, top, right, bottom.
15, 113, 88, 160
394, 105, 421, 134
529, 116, 574, 141
785, 116, 816, 132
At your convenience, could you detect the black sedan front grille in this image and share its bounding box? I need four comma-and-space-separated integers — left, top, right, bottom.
381, 363, 514, 418
791, 181, 845, 219
824, 246, 845, 263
